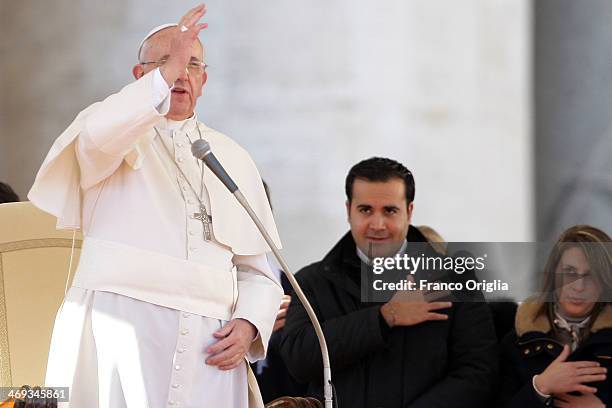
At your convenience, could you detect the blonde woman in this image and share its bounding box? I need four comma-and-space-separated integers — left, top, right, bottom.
499, 225, 611, 408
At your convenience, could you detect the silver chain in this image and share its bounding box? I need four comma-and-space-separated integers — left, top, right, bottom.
152, 123, 213, 240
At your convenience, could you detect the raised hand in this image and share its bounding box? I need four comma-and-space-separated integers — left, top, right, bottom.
380, 276, 452, 327
160, 4, 208, 86
534, 345, 606, 395
205, 318, 257, 371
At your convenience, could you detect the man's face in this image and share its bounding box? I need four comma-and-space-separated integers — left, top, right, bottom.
347, 178, 413, 258
133, 27, 207, 120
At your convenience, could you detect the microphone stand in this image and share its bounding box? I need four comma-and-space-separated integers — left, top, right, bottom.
232, 190, 334, 408
192, 140, 333, 407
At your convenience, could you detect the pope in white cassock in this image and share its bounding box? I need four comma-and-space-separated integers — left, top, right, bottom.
28, 4, 283, 407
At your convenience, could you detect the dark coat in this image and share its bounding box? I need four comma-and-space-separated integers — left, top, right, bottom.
498, 300, 612, 407
254, 273, 308, 403
280, 226, 498, 408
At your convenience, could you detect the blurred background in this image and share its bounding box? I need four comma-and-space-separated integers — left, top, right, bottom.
0, 0, 609, 270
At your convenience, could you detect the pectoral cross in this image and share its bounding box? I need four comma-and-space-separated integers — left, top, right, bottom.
193, 206, 213, 241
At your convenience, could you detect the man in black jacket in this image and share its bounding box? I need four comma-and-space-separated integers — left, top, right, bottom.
280, 157, 498, 407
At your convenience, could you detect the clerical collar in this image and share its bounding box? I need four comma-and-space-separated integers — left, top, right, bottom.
159, 113, 198, 132
356, 239, 408, 265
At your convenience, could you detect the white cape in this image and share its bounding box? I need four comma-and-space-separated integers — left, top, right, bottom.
28, 70, 281, 255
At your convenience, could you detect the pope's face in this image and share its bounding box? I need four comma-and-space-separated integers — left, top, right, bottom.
133, 27, 207, 121
347, 178, 413, 258
556, 246, 602, 318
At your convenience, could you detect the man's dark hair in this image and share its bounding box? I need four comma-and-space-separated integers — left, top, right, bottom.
0, 182, 19, 204
345, 157, 415, 204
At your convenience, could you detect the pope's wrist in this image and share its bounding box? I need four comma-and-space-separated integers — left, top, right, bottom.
159, 63, 181, 87
236, 318, 258, 341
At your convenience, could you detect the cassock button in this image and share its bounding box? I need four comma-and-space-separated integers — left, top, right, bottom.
178, 158, 184, 163
168, 401, 175, 406
175, 365, 181, 371
172, 384, 180, 389
181, 329, 190, 335
177, 143, 184, 147
177, 347, 186, 353
189, 230, 195, 236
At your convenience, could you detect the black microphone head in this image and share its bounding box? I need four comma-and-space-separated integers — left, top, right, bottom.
191, 139, 211, 160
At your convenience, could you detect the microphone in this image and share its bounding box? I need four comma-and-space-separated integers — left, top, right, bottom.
191, 139, 334, 408
191, 139, 238, 193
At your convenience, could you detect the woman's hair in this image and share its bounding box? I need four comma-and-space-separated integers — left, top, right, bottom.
416, 225, 447, 255
537, 225, 611, 324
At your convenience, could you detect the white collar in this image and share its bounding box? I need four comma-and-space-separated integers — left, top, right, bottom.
158, 113, 199, 133
554, 304, 591, 328
356, 239, 408, 264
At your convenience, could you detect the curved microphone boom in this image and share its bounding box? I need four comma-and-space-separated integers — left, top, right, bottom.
191, 139, 238, 193
191, 139, 334, 408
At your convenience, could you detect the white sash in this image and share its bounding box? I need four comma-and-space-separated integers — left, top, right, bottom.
72, 237, 237, 320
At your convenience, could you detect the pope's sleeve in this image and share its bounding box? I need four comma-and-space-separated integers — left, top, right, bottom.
76, 68, 170, 190
231, 253, 283, 362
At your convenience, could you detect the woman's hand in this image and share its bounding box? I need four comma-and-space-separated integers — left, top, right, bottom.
553, 392, 605, 408
534, 345, 607, 395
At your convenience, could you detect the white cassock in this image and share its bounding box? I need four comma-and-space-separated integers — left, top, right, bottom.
28, 68, 284, 408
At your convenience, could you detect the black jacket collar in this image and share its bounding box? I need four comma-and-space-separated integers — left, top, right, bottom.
317, 226, 428, 299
